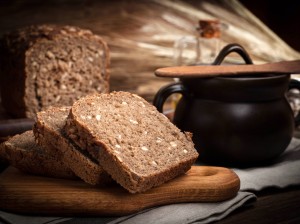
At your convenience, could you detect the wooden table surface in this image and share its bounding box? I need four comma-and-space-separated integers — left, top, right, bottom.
219, 186, 300, 224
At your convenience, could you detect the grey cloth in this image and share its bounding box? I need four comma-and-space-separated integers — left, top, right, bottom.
0, 192, 256, 224
1, 138, 300, 224
0, 210, 71, 224
108, 192, 255, 224
234, 137, 300, 191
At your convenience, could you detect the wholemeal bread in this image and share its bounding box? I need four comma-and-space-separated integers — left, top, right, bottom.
0, 130, 76, 179
33, 106, 111, 185
0, 24, 110, 118
65, 91, 199, 193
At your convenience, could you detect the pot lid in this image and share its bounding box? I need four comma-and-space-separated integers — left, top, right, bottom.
155, 60, 300, 78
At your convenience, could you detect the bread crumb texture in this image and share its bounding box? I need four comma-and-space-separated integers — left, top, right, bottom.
0, 24, 110, 118
67, 91, 199, 193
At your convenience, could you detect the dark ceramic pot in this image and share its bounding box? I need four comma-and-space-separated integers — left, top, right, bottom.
153, 44, 300, 167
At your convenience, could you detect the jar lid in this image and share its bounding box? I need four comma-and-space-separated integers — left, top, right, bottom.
197, 20, 221, 38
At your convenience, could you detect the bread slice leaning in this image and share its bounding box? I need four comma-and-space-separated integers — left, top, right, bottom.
33, 106, 111, 185
0, 130, 76, 179
65, 91, 199, 193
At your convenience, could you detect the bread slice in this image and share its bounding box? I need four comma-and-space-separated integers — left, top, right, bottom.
0, 24, 110, 118
33, 106, 111, 185
0, 130, 76, 179
65, 91, 199, 193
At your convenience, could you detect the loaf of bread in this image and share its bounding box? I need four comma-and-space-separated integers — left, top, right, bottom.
0, 24, 110, 118
65, 91, 199, 193
0, 130, 76, 179
33, 106, 111, 185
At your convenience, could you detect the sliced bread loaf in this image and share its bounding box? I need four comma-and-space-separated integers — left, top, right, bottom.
65, 92, 199, 193
0, 130, 76, 179
33, 106, 111, 185
0, 24, 110, 118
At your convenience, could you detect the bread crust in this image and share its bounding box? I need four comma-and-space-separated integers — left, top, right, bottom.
0, 130, 76, 179
33, 106, 111, 185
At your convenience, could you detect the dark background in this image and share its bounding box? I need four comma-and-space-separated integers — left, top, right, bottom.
0, 0, 299, 52
240, 0, 300, 52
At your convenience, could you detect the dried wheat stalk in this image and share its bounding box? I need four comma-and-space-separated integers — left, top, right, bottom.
0, 0, 299, 101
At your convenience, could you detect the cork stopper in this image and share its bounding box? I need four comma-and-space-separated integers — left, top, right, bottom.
197, 20, 221, 38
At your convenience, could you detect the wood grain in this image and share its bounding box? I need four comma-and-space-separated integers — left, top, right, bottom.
0, 118, 34, 137
217, 186, 300, 224
0, 166, 240, 216
155, 60, 300, 78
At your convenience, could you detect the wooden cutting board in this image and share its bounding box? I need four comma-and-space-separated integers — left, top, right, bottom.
0, 166, 240, 216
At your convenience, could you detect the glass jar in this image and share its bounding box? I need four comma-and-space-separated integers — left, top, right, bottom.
174, 19, 222, 66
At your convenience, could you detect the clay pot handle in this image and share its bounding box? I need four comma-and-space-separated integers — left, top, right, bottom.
212, 43, 253, 65
153, 43, 253, 113
153, 82, 188, 113
153, 43, 254, 114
